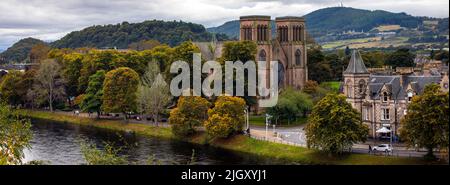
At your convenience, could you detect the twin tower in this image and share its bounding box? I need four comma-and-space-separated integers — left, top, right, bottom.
239, 15, 307, 89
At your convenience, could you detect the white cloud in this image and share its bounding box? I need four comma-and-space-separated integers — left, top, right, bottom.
0, 0, 448, 50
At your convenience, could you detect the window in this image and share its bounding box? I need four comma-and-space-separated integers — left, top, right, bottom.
382, 92, 388, 102
259, 50, 266, 62
407, 91, 413, 102
381, 108, 390, 120
295, 49, 301, 66
359, 80, 366, 95
363, 107, 369, 120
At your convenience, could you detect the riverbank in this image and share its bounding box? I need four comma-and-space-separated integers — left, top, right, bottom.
19, 110, 440, 165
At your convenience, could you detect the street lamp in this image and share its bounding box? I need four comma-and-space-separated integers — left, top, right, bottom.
265, 114, 272, 139
244, 106, 249, 130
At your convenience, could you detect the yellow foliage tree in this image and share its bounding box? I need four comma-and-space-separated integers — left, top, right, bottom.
204, 96, 246, 138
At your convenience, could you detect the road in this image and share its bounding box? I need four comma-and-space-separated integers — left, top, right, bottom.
249, 124, 435, 158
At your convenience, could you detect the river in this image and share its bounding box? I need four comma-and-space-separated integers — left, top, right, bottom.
23, 119, 270, 165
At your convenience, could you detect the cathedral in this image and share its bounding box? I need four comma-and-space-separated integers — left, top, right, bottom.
239, 15, 308, 89
195, 15, 308, 90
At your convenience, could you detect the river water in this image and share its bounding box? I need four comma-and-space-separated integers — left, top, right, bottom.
23, 120, 269, 165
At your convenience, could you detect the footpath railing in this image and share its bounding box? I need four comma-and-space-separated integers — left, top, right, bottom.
249, 134, 305, 147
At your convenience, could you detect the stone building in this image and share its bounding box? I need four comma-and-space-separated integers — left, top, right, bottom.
343, 50, 449, 139
239, 15, 308, 89
195, 15, 308, 90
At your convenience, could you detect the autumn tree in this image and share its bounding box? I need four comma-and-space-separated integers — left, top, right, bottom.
305, 93, 368, 154
33, 59, 66, 112
62, 53, 83, 100
0, 102, 32, 165
204, 96, 246, 138
102, 67, 139, 119
400, 84, 449, 160
29, 43, 50, 64
80, 70, 105, 118
169, 96, 209, 137
136, 62, 171, 125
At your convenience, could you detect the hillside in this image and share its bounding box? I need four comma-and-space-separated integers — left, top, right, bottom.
0, 37, 47, 63
207, 7, 446, 41
51, 20, 228, 49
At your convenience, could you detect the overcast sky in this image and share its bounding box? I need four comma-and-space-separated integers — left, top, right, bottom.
0, 0, 449, 50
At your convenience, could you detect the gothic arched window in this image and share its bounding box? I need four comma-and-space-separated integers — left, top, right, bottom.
358, 79, 366, 95
259, 50, 266, 62
295, 49, 301, 66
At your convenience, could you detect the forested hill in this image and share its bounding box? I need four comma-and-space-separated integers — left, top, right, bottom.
207, 7, 433, 38
0, 37, 47, 63
51, 20, 228, 49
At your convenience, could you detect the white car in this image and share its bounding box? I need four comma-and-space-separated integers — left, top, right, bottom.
372, 144, 393, 152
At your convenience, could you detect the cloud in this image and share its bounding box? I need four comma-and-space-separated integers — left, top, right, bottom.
0, 0, 448, 50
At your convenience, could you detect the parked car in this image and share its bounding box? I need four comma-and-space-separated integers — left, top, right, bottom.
372, 144, 393, 153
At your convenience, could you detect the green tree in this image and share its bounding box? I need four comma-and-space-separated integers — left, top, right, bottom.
80, 70, 105, 118
204, 96, 246, 138
267, 87, 313, 125
219, 41, 258, 106
0, 102, 33, 165
400, 84, 449, 160
386, 48, 415, 68
305, 93, 368, 154
102, 67, 140, 119
0, 71, 24, 105
169, 96, 210, 137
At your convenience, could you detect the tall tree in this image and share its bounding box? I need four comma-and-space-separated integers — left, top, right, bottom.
136, 62, 172, 125
33, 59, 66, 112
400, 84, 449, 160
386, 48, 415, 68
62, 53, 83, 104
80, 70, 105, 118
305, 93, 368, 154
102, 67, 140, 120
0, 102, 32, 165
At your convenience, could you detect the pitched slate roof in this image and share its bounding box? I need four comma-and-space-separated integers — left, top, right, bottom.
368, 74, 442, 100
344, 50, 369, 74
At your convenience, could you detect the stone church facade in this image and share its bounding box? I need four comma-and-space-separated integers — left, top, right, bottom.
343, 50, 449, 139
239, 15, 308, 89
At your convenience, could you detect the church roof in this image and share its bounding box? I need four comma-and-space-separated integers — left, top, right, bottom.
344, 50, 368, 74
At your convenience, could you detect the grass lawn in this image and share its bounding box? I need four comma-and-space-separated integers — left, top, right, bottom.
19, 109, 440, 165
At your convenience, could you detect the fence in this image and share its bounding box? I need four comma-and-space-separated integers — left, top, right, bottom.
249, 134, 306, 147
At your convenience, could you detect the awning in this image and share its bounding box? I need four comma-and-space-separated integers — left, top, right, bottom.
376, 127, 391, 133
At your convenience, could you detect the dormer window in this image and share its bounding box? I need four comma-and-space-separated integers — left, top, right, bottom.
407, 91, 413, 102
382, 92, 388, 102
